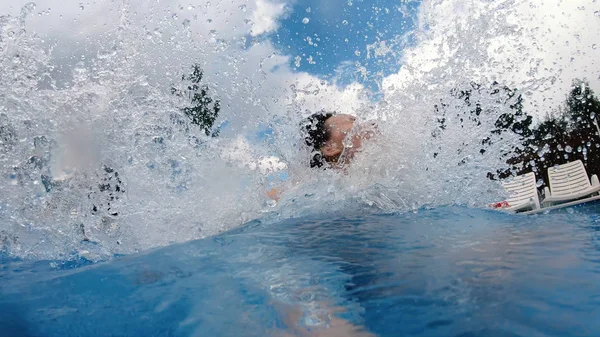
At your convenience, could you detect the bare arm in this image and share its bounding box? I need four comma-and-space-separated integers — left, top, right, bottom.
275, 304, 375, 337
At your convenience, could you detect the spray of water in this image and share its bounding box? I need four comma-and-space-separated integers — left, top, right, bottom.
0, 0, 597, 260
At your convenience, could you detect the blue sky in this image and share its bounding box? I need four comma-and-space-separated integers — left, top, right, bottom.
272, 0, 421, 91
248, 0, 421, 142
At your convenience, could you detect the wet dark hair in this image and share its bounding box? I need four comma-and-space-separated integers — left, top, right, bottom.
303, 111, 335, 168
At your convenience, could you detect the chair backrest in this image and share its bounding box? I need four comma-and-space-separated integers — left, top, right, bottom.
502, 172, 540, 208
547, 160, 592, 198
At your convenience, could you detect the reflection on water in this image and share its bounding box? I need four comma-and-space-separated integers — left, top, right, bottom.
2, 206, 600, 336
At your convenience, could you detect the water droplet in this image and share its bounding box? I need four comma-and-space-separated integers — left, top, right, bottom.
172, 13, 178, 20
79, 3, 84, 10
209, 29, 218, 37
188, 4, 195, 10
593, 44, 598, 50
306, 7, 312, 13
182, 19, 191, 28
577, 146, 582, 153
23, 2, 36, 12
565, 145, 573, 153
354, 50, 360, 56
207, 18, 213, 23
7, 31, 15, 39
302, 17, 309, 24
238, 5, 246, 12
344, 38, 349, 43
342, 20, 348, 25
347, 0, 353, 5
536, 179, 543, 188
205, 2, 211, 8
595, 11, 600, 17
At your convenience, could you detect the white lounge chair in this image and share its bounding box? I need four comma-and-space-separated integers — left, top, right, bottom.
500, 172, 541, 212
542, 160, 600, 206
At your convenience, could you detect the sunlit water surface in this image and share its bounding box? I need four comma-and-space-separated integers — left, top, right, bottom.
2, 206, 600, 336
1, 0, 600, 335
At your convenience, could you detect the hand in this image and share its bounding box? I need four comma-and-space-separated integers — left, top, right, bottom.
267, 187, 283, 201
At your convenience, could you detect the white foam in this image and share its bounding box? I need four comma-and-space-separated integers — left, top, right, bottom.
0, 0, 598, 261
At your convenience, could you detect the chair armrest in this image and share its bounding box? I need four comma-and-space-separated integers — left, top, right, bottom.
592, 174, 599, 187
534, 189, 542, 210
543, 186, 550, 198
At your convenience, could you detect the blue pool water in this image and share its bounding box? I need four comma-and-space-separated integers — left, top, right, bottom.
2, 205, 600, 337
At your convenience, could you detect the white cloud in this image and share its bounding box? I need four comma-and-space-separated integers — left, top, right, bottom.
290, 74, 368, 114
2, 0, 363, 117
220, 136, 288, 173
257, 156, 287, 173
382, 0, 600, 118
7, 0, 288, 43
249, 0, 288, 36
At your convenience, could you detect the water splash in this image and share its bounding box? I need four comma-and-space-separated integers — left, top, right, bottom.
0, 0, 598, 261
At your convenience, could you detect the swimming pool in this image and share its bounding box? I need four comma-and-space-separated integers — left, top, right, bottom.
2, 0, 600, 335
2, 205, 600, 337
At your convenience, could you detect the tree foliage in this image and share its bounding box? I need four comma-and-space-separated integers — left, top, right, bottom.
432, 79, 600, 189
171, 64, 221, 137
488, 80, 600, 186
432, 82, 533, 162
502, 80, 600, 188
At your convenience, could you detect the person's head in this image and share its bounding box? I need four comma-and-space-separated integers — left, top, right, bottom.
303, 112, 375, 168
